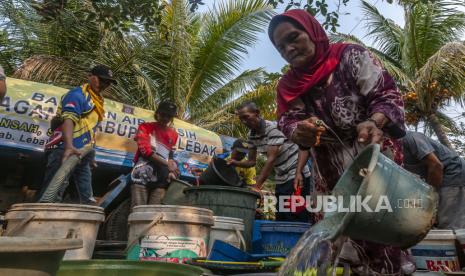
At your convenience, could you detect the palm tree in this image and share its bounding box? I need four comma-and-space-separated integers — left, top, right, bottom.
331, 0, 465, 148
0, 0, 275, 136
158, 0, 274, 126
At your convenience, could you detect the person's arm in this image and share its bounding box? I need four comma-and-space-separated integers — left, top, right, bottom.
60, 90, 85, 162
135, 124, 168, 167
148, 153, 169, 167
294, 149, 309, 190
422, 153, 443, 190
0, 80, 5, 102
405, 132, 442, 189
232, 148, 257, 168
61, 118, 81, 162
0, 66, 6, 101
345, 46, 405, 144
256, 145, 280, 189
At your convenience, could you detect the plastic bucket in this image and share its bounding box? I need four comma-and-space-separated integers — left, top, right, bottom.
312, 144, 438, 249
411, 230, 460, 272
209, 216, 245, 252
252, 220, 268, 254
0, 237, 82, 276
199, 158, 241, 187
259, 221, 311, 255
57, 260, 207, 276
127, 205, 214, 263
4, 203, 104, 260
185, 185, 260, 249
454, 229, 465, 256
161, 179, 192, 205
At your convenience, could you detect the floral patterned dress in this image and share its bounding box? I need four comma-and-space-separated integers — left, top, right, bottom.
278, 45, 407, 275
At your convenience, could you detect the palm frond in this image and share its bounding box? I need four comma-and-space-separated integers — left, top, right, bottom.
415, 42, 465, 112
200, 80, 277, 136
413, 0, 465, 67
423, 110, 460, 136
190, 68, 264, 122
162, 0, 195, 118
360, 0, 404, 61
188, 0, 274, 110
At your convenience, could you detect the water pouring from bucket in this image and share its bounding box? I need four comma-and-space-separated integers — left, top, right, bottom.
279, 144, 438, 275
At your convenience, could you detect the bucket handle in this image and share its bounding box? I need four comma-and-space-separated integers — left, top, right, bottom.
66, 228, 80, 239
4, 212, 35, 236
125, 213, 164, 253
234, 227, 247, 251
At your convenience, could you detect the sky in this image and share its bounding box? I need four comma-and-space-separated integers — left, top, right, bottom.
200, 0, 406, 73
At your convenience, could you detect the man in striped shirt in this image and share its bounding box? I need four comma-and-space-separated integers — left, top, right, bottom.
232, 101, 311, 222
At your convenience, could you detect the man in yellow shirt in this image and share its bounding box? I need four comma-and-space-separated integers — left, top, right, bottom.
39, 65, 117, 204
226, 139, 256, 186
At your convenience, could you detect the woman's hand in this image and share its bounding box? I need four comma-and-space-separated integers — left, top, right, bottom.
356, 120, 383, 145
291, 117, 326, 148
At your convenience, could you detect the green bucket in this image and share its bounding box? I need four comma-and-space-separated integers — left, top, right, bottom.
57, 260, 208, 276
184, 186, 260, 250
312, 144, 438, 249
162, 179, 192, 205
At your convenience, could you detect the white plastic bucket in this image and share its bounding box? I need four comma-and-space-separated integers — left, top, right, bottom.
4, 203, 104, 260
208, 216, 245, 252
454, 229, 465, 256
127, 205, 214, 264
411, 230, 460, 272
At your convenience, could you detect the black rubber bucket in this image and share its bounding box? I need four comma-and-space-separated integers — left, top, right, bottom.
199, 158, 241, 187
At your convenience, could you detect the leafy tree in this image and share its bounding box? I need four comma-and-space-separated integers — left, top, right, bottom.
0, 0, 275, 137
331, 0, 465, 148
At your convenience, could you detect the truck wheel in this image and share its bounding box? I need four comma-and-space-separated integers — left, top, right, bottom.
103, 198, 131, 241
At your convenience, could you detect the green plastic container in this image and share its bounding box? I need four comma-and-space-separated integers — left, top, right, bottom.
312, 144, 438, 249
184, 186, 260, 250
57, 260, 208, 276
162, 179, 192, 205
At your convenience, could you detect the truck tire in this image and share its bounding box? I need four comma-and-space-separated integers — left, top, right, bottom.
103, 198, 131, 241
39, 146, 94, 203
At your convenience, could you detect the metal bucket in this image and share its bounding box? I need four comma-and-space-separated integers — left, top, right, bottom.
4, 203, 104, 260
0, 237, 82, 276
312, 144, 438, 249
161, 179, 192, 205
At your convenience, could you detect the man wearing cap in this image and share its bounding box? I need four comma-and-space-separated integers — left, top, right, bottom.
226, 139, 256, 186
130, 101, 180, 207
0, 65, 6, 101
39, 65, 117, 204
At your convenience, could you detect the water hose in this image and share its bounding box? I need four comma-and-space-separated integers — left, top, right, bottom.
39, 146, 94, 203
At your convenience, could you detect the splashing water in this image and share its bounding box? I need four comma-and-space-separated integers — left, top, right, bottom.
278, 228, 347, 276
